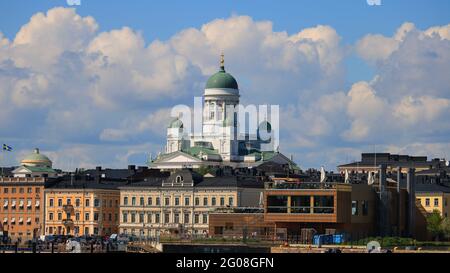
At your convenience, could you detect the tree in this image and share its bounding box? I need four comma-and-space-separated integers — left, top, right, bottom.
426, 210, 444, 241
441, 217, 450, 241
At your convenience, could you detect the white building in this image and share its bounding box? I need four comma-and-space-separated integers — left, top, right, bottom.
151, 56, 298, 171
12, 148, 57, 178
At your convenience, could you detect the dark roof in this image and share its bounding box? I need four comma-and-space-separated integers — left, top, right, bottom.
128, 168, 170, 181
121, 175, 264, 189
47, 175, 127, 190
416, 183, 450, 193
0, 167, 16, 177
82, 168, 132, 180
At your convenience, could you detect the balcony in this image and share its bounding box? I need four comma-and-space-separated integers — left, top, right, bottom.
62, 219, 74, 226
63, 204, 74, 213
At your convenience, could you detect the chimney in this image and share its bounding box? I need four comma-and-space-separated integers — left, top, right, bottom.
407, 168, 416, 237
95, 166, 102, 183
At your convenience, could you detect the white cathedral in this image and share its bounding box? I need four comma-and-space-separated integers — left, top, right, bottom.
150, 55, 298, 171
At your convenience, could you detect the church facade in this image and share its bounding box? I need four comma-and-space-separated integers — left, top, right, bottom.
150, 56, 298, 171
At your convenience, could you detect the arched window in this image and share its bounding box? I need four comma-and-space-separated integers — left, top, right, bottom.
176, 175, 184, 183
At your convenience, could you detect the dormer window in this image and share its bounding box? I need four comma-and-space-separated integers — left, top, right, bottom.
176, 175, 184, 183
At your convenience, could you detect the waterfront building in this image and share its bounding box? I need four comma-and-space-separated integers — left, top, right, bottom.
0, 148, 55, 241
44, 171, 123, 236
118, 169, 263, 237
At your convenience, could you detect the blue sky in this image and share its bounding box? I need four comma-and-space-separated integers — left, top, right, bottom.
1, 0, 450, 82
0, 0, 449, 170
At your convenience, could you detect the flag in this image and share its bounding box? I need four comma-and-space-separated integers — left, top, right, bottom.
2, 144, 12, 152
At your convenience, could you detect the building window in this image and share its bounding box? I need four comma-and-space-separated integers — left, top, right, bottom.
123, 213, 128, 223
58, 199, 62, 207
124, 197, 128, 205
445, 198, 448, 207
155, 213, 160, 223
220, 197, 225, 206
94, 213, 99, 221
140, 197, 144, 206
174, 213, 180, 224
27, 188, 32, 194
194, 214, 200, 224
148, 197, 152, 206
175, 197, 180, 206
85, 199, 90, 207
195, 197, 200, 206
36, 188, 40, 194
164, 213, 170, 224
313, 196, 334, 214
85, 227, 89, 235
290, 196, 310, 214
19, 188, 23, 194
156, 197, 160, 206
139, 213, 144, 223
202, 214, 208, 224
94, 199, 100, 207
352, 201, 359, 216
425, 198, 430, 207
85, 213, 90, 221
434, 198, 439, 207
165, 197, 170, 206
49, 213, 54, 221
49, 199, 54, 207
76, 213, 80, 221
131, 197, 136, 206
184, 197, 190, 206
229, 197, 234, 206
211, 197, 216, 206
130, 213, 135, 223
362, 201, 369, 216
108, 213, 112, 221
75, 199, 80, 207
267, 196, 288, 213
67, 199, 71, 205
57, 213, 62, 221
203, 197, 208, 206
184, 213, 190, 224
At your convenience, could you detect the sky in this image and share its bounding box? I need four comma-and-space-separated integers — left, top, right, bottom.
0, 0, 449, 170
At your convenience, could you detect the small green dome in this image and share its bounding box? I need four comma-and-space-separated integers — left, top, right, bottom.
206, 69, 239, 90
259, 121, 272, 133
21, 148, 52, 167
168, 118, 183, 129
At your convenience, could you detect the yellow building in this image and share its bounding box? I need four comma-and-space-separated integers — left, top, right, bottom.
416, 183, 450, 218
44, 175, 122, 236
119, 170, 263, 237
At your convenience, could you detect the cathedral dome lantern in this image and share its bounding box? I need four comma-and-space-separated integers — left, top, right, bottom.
168, 118, 183, 129
204, 54, 240, 98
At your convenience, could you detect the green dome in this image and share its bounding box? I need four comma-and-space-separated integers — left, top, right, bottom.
168, 118, 183, 129
21, 148, 52, 167
205, 69, 238, 90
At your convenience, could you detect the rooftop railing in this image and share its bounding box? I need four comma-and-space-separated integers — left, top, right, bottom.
265, 182, 349, 190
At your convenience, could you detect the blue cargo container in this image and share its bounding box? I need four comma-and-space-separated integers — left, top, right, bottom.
313, 234, 344, 245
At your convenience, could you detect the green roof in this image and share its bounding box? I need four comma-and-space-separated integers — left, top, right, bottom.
205, 68, 238, 90
183, 147, 219, 158
24, 166, 56, 173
